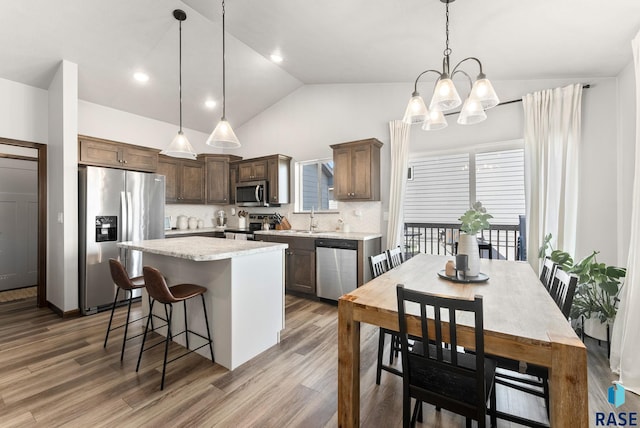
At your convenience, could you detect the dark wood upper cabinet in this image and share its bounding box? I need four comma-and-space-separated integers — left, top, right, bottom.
78, 135, 159, 172
201, 154, 242, 205
331, 138, 382, 201
158, 155, 205, 204
267, 155, 291, 205
229, 163, 238, 205
233, 154, 291, 205
238, 160, 268, 182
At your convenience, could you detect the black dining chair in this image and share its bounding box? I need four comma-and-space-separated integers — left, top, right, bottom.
396, 285, 497, 428
492, 268, 578, 427
549, 268, 578, 319
387, 246, 405, 269
369, 252, 402, 385
539, 257, 557, 291
369, 252, 389, 278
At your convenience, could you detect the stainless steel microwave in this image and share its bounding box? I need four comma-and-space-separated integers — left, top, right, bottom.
236, 180, 268, 207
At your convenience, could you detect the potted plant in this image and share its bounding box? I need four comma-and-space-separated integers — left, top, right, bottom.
458, 201, 493, 276
570, 251, 626, 339
539, 234, 626, 340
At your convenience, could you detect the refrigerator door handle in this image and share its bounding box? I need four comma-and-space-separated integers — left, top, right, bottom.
126, 192, 133, 241
120, 191, 128, 264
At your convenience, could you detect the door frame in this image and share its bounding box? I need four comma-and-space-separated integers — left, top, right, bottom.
0, 137, 47, 307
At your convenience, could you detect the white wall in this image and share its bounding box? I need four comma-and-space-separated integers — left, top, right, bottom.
236, 77, 625, 262
0, 77, 48, 143
79, 101, 220, 155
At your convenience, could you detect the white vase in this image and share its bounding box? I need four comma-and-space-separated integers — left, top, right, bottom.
457, 233, 480, 276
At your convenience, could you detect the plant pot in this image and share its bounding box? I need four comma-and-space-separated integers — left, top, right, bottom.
583, 316, 610, 342
457, 233, 480, 276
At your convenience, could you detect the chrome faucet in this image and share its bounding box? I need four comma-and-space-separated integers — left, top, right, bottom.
309, 207, 317, 232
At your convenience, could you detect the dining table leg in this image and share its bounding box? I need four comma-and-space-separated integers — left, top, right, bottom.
548, 333, 589, 426
338, 297, 360, 428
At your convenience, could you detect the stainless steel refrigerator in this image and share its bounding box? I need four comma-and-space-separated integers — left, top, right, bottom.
79, 166, 165, 315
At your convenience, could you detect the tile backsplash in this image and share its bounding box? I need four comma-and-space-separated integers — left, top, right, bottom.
165, 201, 382, 233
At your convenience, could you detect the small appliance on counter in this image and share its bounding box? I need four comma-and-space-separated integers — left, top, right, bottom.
216, 210, 227, 227
176, 215, 188, 230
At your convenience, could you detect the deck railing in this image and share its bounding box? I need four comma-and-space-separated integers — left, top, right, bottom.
403, 222, 522, 261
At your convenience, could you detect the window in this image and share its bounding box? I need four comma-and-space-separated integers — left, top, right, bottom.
404, 144, 525, 225
295, 159, 337, 212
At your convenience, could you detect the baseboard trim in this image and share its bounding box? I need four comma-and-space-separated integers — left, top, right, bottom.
47, 301, 81, 318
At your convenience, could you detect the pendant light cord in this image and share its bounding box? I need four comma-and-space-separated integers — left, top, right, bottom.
221, 0, 227, 120
179, 18, 183, 132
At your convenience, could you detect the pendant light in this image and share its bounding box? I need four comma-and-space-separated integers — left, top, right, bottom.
206, 0, 240, 148
161, 9, 197, 159
402, 0, 499, 129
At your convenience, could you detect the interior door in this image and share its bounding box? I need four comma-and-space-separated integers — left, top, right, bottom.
0, 158, 37, 291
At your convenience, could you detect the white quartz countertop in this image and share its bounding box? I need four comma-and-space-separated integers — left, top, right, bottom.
254, 230, 382, 241
118, 237, 288, 261
165, 227, 226, 236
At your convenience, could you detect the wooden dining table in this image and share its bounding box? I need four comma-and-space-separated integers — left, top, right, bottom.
337, 253, 587, 427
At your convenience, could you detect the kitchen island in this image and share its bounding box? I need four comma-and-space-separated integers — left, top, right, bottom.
118, 236, 288, 370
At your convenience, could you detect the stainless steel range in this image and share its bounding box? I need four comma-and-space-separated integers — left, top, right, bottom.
224, 213, 278, 240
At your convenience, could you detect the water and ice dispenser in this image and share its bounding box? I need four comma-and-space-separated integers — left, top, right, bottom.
95, 216, 117, 242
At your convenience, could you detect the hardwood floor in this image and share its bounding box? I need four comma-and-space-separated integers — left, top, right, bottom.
0, 295, 637, 427
0, 286, 37, 303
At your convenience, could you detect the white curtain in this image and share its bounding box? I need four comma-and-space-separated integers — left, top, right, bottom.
386, 120, 411, 249
523, 83, 583, 273
610, 30, 640, 395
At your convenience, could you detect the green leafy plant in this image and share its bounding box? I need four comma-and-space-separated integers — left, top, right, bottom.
539, 233, 626, 323
459, 201, 493, 235
570, 252, 626, 323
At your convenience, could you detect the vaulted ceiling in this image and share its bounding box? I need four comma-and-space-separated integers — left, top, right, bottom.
1, 0, 638, 133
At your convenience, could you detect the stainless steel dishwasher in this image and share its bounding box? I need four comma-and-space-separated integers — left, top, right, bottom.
315, 238, 358, 301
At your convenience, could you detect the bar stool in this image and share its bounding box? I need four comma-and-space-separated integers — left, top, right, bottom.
136, 266, 214, 390
104, 258, 150, 361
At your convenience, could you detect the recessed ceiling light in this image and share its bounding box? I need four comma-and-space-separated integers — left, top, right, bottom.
270, 53, 283, 63
133, 72, 149, 83
205, 99, 217, 109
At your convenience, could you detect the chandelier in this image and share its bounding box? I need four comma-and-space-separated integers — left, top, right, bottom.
402, 0, 499, 130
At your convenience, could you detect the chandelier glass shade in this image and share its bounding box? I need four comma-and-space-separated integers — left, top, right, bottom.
161, 9, 198, 159
207, 0, 240, 149
402, 0, 499, 130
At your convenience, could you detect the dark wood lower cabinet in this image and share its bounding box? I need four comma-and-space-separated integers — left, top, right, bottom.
258, 235, 316, 295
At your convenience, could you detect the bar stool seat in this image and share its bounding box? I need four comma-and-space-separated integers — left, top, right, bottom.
104, 259, 150, 361
136, 266, 214, 390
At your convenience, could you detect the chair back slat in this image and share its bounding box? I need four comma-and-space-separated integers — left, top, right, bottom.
550, 269, 578, 319
369, 253, 389, 279
386, 246, 404, 269
539, 257, 557, 290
